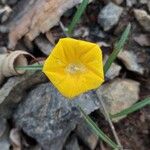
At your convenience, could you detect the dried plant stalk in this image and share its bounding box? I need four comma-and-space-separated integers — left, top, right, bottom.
0, 50, 33, 84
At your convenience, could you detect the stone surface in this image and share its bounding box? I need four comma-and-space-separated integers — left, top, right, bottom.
34, 35, 53, 56
0, 5, 12, 23
64, 135, 80, 150
96, 78, 140, 121
105, 63, 121, 80
118, 50, 144, 74
97, 41, 111, 48
98, 2, 123, 31
0, 117, 10, 150
0, 71, 47, 118
139, 0, 148, 4
126, 0, 137, 7
103, 55, 121, 80
75, 119, 98, 150
73, 27, 89, 38
14, 83, 101, 150
134, 34, 150, 47
0, 118, 7, 137
0, 139, 10, 150
134, 9, 150, 32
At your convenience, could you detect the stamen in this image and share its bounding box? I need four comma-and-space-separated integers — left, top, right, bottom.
66, 63, 86, 74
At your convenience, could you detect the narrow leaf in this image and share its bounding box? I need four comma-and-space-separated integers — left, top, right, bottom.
16, 64, 43, 70
111, 97, 150, 118
104, 23, 131, 74
78, 106, 118, 149
67, 0, 89, 35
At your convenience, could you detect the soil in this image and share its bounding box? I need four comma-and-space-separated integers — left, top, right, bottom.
92, 105, 150, 150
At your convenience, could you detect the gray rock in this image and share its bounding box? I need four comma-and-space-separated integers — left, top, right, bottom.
0, 118, 7, 137
75, 119, 98, 150
96, 78, 140, 121
0, 118, 10, 150
0, 5, 12, 23
73, 27, 89, 38
0, 71, 47, 118
14, 83, 100, 150
139, 0, 148, 4
98, 2, 123, 31
34, 35, 54, 56
134, 9, 150, 32
97, 41, 111, 48
103, 55, 121, 80
118, 50, 144, 74
106, 63, 121, 80
126, 0, 137, 7
64, 135, 80, 150
0, 139, 10, 150
134, 34, 150, 47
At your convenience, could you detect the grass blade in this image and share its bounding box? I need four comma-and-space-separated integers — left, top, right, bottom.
78, 106, 118, 149
104, 23, 131, 74
16, 64, 43, 70
67, 0, 89, 35
111, 97, 150, 118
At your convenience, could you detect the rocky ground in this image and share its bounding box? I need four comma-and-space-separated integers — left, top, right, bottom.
0, 0, 150, 150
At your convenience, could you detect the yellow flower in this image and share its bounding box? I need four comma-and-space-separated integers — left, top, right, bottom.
43, 38, 104, 98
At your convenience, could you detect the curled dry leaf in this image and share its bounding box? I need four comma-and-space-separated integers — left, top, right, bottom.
0, 50, 33, 84
6, 0, 93, 49
10, 128, 21, 150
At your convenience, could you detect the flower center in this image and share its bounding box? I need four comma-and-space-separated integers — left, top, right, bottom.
66, 63, 86, 74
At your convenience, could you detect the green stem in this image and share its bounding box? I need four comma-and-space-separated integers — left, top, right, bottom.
16, 64, 43, 71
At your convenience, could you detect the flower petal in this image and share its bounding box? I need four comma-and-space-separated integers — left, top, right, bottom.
42, 38, 104, 98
